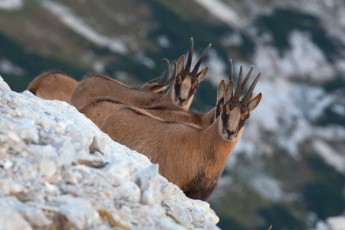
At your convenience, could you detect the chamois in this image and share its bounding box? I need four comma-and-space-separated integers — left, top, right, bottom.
101, 63, 262, 200
27, 71, 78, 103
71, 38, 211, 111
27, 58, 173, 103
78, 60, 248, 129
77, 74, 231, 129
77, 79, 226, 129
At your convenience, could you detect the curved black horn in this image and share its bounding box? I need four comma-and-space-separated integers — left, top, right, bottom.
191, 43, 211, 75
242, 72, 261, 104
233, 65, 244, 102
228, 59, 234, 83
241, 65, 254, 91
184, 37, 194, 74
161, 58, 171, 83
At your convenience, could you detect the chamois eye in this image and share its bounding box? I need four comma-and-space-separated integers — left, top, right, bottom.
177, 77, 183, 84
242, 113, 250, 120
225, 106, 231, 115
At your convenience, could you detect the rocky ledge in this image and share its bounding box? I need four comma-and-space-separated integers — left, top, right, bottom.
0, 76, 219, 230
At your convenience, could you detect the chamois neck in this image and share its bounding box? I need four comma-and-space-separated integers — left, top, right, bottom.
203, 118, 242, 171
161, 86, 174, 103
201, 107, 216, 126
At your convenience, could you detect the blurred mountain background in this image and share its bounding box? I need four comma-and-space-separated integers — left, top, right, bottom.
1, 0, 344, 229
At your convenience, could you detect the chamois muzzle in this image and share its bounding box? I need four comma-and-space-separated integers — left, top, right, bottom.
177, 97, 188, 106
223, 128, 237, 140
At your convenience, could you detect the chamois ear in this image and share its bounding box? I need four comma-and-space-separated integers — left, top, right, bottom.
197, 67, 208, 82
248, 93, 262, 111
146, 76, 161, 84
217, 80, 225, 102
176, 55, 185, 76
224, 80, 233, 102
148, 84, 169, 93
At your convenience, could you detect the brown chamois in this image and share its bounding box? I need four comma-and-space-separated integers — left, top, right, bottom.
78, 60, 249, 129
27, 71, 78, 103
77, 77, 228, 129
26, 59, 172, 104
101, 64, 262, 200
71, 38, 211, 111
77, 79, 226, 129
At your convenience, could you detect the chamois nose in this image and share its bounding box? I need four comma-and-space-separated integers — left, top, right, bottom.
177, 97, 188, 105
224, 129, 236, 140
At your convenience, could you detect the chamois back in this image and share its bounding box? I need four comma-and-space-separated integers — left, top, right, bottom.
28, 71, 77, 103
71, 75, 163, 108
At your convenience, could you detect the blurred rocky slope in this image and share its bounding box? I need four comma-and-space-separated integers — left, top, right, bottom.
0, 0, 345, 229
0, 76, 219, 230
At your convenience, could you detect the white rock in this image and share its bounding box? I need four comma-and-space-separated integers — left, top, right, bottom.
39, 158, 57, 178
0, 179, 25, 195
136, 164, 167, 205
0, 75, 11, 91
0, 76, 220, 229
0, 200, 32, 230
57, 195, 101, 229
16, 203, 52, 228
112, 180, 141, 203
327, 216, 345, 230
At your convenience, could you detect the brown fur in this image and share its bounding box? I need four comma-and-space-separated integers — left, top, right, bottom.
78, 96, 217, 129
77, 78, 226, 130
28, 70, 172, 104
99, 64, 262, 200
71, 74, 173, 108
140, 78, 169, 93
71, 39, 210, 111
101, 106, 242, 200
27, 71, 78, 103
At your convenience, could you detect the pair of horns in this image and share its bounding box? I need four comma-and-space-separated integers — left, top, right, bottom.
183, 37, 211, 77
218, 60, 261, 106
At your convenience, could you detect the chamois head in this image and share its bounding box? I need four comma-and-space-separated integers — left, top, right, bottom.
219, 60, 262, 141
172, 38, 211, 110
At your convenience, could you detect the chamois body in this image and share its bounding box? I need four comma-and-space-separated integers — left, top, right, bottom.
27, 71, 77, 103
71, 75, 176, 108
98, 63, 262, 200
71, 38, 210, 110
102, 107, 242, 200
78, 96, 217, 129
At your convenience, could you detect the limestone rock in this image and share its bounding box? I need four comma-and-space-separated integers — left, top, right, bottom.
0, 76, 219, 229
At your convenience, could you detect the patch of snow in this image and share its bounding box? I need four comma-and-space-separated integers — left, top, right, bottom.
205, 49, 227, 86
253, 31, 335, 82
0, 0, 23, 10
42, 1, 127, 54
220, 32, 243, 47
138, 54, 155, 69
314, 220, 329, 230
233, 74, 338, 159
157, 35, 170, 48
92, 61, 105, 73
312, 140, 345, 174
327, 216, 345, 230
313, 125, 345, 143
250, 174, 284, 202
332, 104, 345, 116
193, 0, 245, 28
0, 59, 25, 75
